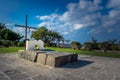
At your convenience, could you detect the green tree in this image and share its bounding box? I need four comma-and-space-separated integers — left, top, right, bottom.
31, 26, 63, 46
31, 27, 48, 41
0, 23, 23, 41
0, 23, 6, 40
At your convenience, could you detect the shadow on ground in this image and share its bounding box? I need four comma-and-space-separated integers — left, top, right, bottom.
59, 60, 94, 69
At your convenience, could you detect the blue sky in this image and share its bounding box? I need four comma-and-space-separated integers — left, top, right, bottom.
0, 0, 120, 43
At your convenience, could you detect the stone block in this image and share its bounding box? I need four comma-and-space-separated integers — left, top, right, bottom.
45, 53, 78, 67
36, 53, 47, 65
18, 50, 37, 62
71, 54, 78, 62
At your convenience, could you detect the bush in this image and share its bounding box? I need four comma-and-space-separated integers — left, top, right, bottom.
2, 40, 11, 47
82, 42, 92, 51
12, 41, 19, 46
71, 41, 81, 50
0, 40, 2, 46
92, 43, 100, 50
17, 42, 24, 47
110, 45, 119, 51
98, 41, 110, 52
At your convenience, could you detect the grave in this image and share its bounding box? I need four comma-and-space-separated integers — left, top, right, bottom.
18, 40, 78, 67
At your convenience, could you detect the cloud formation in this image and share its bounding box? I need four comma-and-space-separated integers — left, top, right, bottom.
36, 0, 120, 42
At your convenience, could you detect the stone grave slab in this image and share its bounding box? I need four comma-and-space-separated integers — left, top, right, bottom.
18, 50, 78, 67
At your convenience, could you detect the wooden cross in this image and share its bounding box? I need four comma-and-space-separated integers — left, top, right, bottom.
15, 15, 37, 50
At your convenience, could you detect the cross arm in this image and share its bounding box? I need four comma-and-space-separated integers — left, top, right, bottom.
14, 24, 38, 29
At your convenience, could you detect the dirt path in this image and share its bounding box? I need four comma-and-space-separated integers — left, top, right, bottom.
0, 53, 120, 80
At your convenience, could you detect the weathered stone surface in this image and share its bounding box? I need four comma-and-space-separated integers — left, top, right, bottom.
18, 50, 78, 67
0, 53, 120, 80
0, 72, 9, 80
46, 53, 78, 67
32, 74, 50, 80
18, 50, 46, 62
3, 69, 29, 80
24, 50, 37, 62
36, 53, 47, 65
71, 54, 78, 62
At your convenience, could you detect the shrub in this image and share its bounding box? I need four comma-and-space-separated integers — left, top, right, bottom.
82, 42, 92, 51
98, 41, 110, 52
2, 40, 11, 47
71, 41, 81, 50
17, 42, 24, 47
92, 43, 100, 50
0, 40, 2, 46
13, 41, 19, 46
110, 45, 119, 51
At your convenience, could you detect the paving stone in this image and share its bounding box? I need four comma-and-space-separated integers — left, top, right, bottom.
10, 73, 29, 80
0, 72, 9, 80
4, 69, 21, 76
3, 69, 29, 80
0, 63, 12, 71
0, 53, 120, 80
32, 74, 50, 80
115, 77, 120, 80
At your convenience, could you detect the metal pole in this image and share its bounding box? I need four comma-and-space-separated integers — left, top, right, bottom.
25, 14, 28, 50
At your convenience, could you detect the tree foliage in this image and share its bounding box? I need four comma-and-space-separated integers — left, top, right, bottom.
0, 23, 23, 41
31, 26, 63, 46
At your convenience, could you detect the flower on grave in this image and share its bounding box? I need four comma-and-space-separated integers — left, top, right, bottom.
35, 45, 40, 50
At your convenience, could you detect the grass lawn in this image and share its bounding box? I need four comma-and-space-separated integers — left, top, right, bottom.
46, 47, 120, 58
0, 47, 120, 58
0, 47, 24, 53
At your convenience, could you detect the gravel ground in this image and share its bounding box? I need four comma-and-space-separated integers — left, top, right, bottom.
0, 53, 120, 80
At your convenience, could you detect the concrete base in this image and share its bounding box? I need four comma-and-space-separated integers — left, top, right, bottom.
18, 50, 78, 67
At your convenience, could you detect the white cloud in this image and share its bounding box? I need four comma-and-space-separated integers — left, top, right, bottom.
108, 0, 120, 9
62, 32, 69, 35
109, 10, 120, 18
93, 0, 102, 5
40, 15, 49, 20
36, 0, 120, 36
36, 13, 58, 21
73, 24, 84, 30
5, 23, 14, 26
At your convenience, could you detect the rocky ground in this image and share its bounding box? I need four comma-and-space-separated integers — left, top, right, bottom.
0, 53, 120, 80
